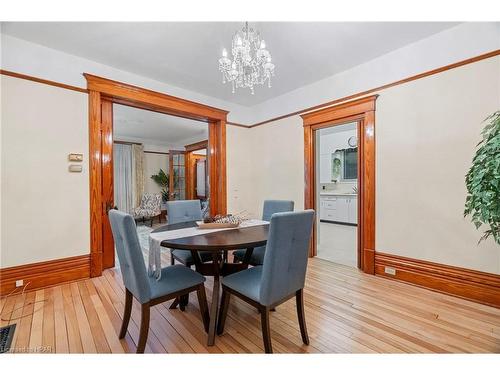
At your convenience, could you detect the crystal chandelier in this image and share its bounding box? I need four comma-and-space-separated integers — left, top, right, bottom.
218, 22, 275, 94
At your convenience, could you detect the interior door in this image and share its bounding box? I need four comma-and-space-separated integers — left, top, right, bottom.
101, 99, 115, 269
168, 151, 186, 200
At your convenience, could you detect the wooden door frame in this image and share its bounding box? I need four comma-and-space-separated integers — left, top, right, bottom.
302, 95, 377, 274
85, 74, 228, 277
185, 140, 208, 200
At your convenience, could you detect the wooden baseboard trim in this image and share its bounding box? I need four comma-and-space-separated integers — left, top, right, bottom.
0, 254, 91, 297
375, 252, 500, 308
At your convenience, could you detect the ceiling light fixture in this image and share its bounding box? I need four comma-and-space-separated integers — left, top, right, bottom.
218, 22, 275, 95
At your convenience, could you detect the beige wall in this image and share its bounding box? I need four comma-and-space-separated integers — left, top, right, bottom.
1, 76, 90, 268
376, 56, 500, 273
144, 152, 169, 197
227, 117, 304, 219
227, 125, 257, 216
226, 56, 500, 274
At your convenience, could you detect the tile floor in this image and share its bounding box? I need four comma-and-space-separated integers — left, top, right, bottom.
316, 221, 357, 267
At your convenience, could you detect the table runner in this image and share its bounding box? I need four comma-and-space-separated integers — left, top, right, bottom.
148, 219, 268, 280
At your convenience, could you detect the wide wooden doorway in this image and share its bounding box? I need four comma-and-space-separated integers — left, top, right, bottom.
85, 74, 228, 277
302, 95, 377, 274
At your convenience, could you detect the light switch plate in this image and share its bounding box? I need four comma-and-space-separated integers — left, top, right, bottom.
68, 153, 83, 162
68, 164, 83, 172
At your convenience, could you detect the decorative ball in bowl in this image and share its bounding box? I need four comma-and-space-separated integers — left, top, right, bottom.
197, 214, 245, 229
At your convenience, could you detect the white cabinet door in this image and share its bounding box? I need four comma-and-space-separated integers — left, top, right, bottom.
336, 197, 349, 223
320, 195, 357, 224
319, 154, 331, 183
347, 197, 358, 224
319, 198, 327, 220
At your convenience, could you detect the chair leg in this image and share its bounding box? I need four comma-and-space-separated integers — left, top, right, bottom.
217, 289, 231, 335
180, 294, 189, 311
196, 285, 210, 333
260, 306, 273, 353
137, 303, 150, 354
296, 289, 309, 345
169, 298, 179, 309
119, 289, 133, 339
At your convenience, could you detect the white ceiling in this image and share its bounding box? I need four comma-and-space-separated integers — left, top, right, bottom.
2, 22, 459, 106
113, 104, 208, 146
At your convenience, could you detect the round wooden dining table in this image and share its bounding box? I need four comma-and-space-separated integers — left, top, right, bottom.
151, 221, 269, 346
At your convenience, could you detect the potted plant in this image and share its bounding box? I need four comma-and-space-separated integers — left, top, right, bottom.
151, 169, 170, 203
464, 111, 500, 244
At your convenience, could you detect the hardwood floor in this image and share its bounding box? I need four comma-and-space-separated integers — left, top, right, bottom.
1, 256, 499, 353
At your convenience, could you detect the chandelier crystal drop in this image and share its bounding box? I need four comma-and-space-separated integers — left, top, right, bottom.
218, 22, 275, 94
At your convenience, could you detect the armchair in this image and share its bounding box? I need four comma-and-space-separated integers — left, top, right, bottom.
132, 193, 162, 225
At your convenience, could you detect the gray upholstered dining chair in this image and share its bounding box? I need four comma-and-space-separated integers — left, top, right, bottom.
166, 200, 213, 267
233, 200, 294, 265
217, 209, 315, 353
108, 209, 210, 353
166, 200, 213, 310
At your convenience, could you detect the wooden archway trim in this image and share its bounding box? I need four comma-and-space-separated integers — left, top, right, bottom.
84, 74, 228, 121
85, 74, 228, 277
302, 95, 377, 274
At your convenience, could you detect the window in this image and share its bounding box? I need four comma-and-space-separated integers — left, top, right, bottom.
343, 148, 358, 180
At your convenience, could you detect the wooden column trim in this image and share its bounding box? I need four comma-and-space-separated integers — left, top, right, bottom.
208, 122, 218, 216
101, 99, 115, 270
89, 90, 103, 277
302, 95, 378, 274
218, 119, 227, 214
303, 125, 315, 257
362, 110, 376, 274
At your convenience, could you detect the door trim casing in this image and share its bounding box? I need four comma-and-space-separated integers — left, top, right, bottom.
302, 95, 377, 274
85, 73, 228, 277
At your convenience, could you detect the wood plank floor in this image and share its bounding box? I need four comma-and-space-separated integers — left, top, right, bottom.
1, 257, 499, 353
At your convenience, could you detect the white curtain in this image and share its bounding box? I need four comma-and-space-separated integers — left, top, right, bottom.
131, 144, 145, 207
113, 143, 133, 213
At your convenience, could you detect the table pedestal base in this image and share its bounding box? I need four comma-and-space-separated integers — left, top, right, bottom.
190, 248, 254, 346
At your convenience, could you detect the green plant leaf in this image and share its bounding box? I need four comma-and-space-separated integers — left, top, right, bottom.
465, 111, 500, 245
